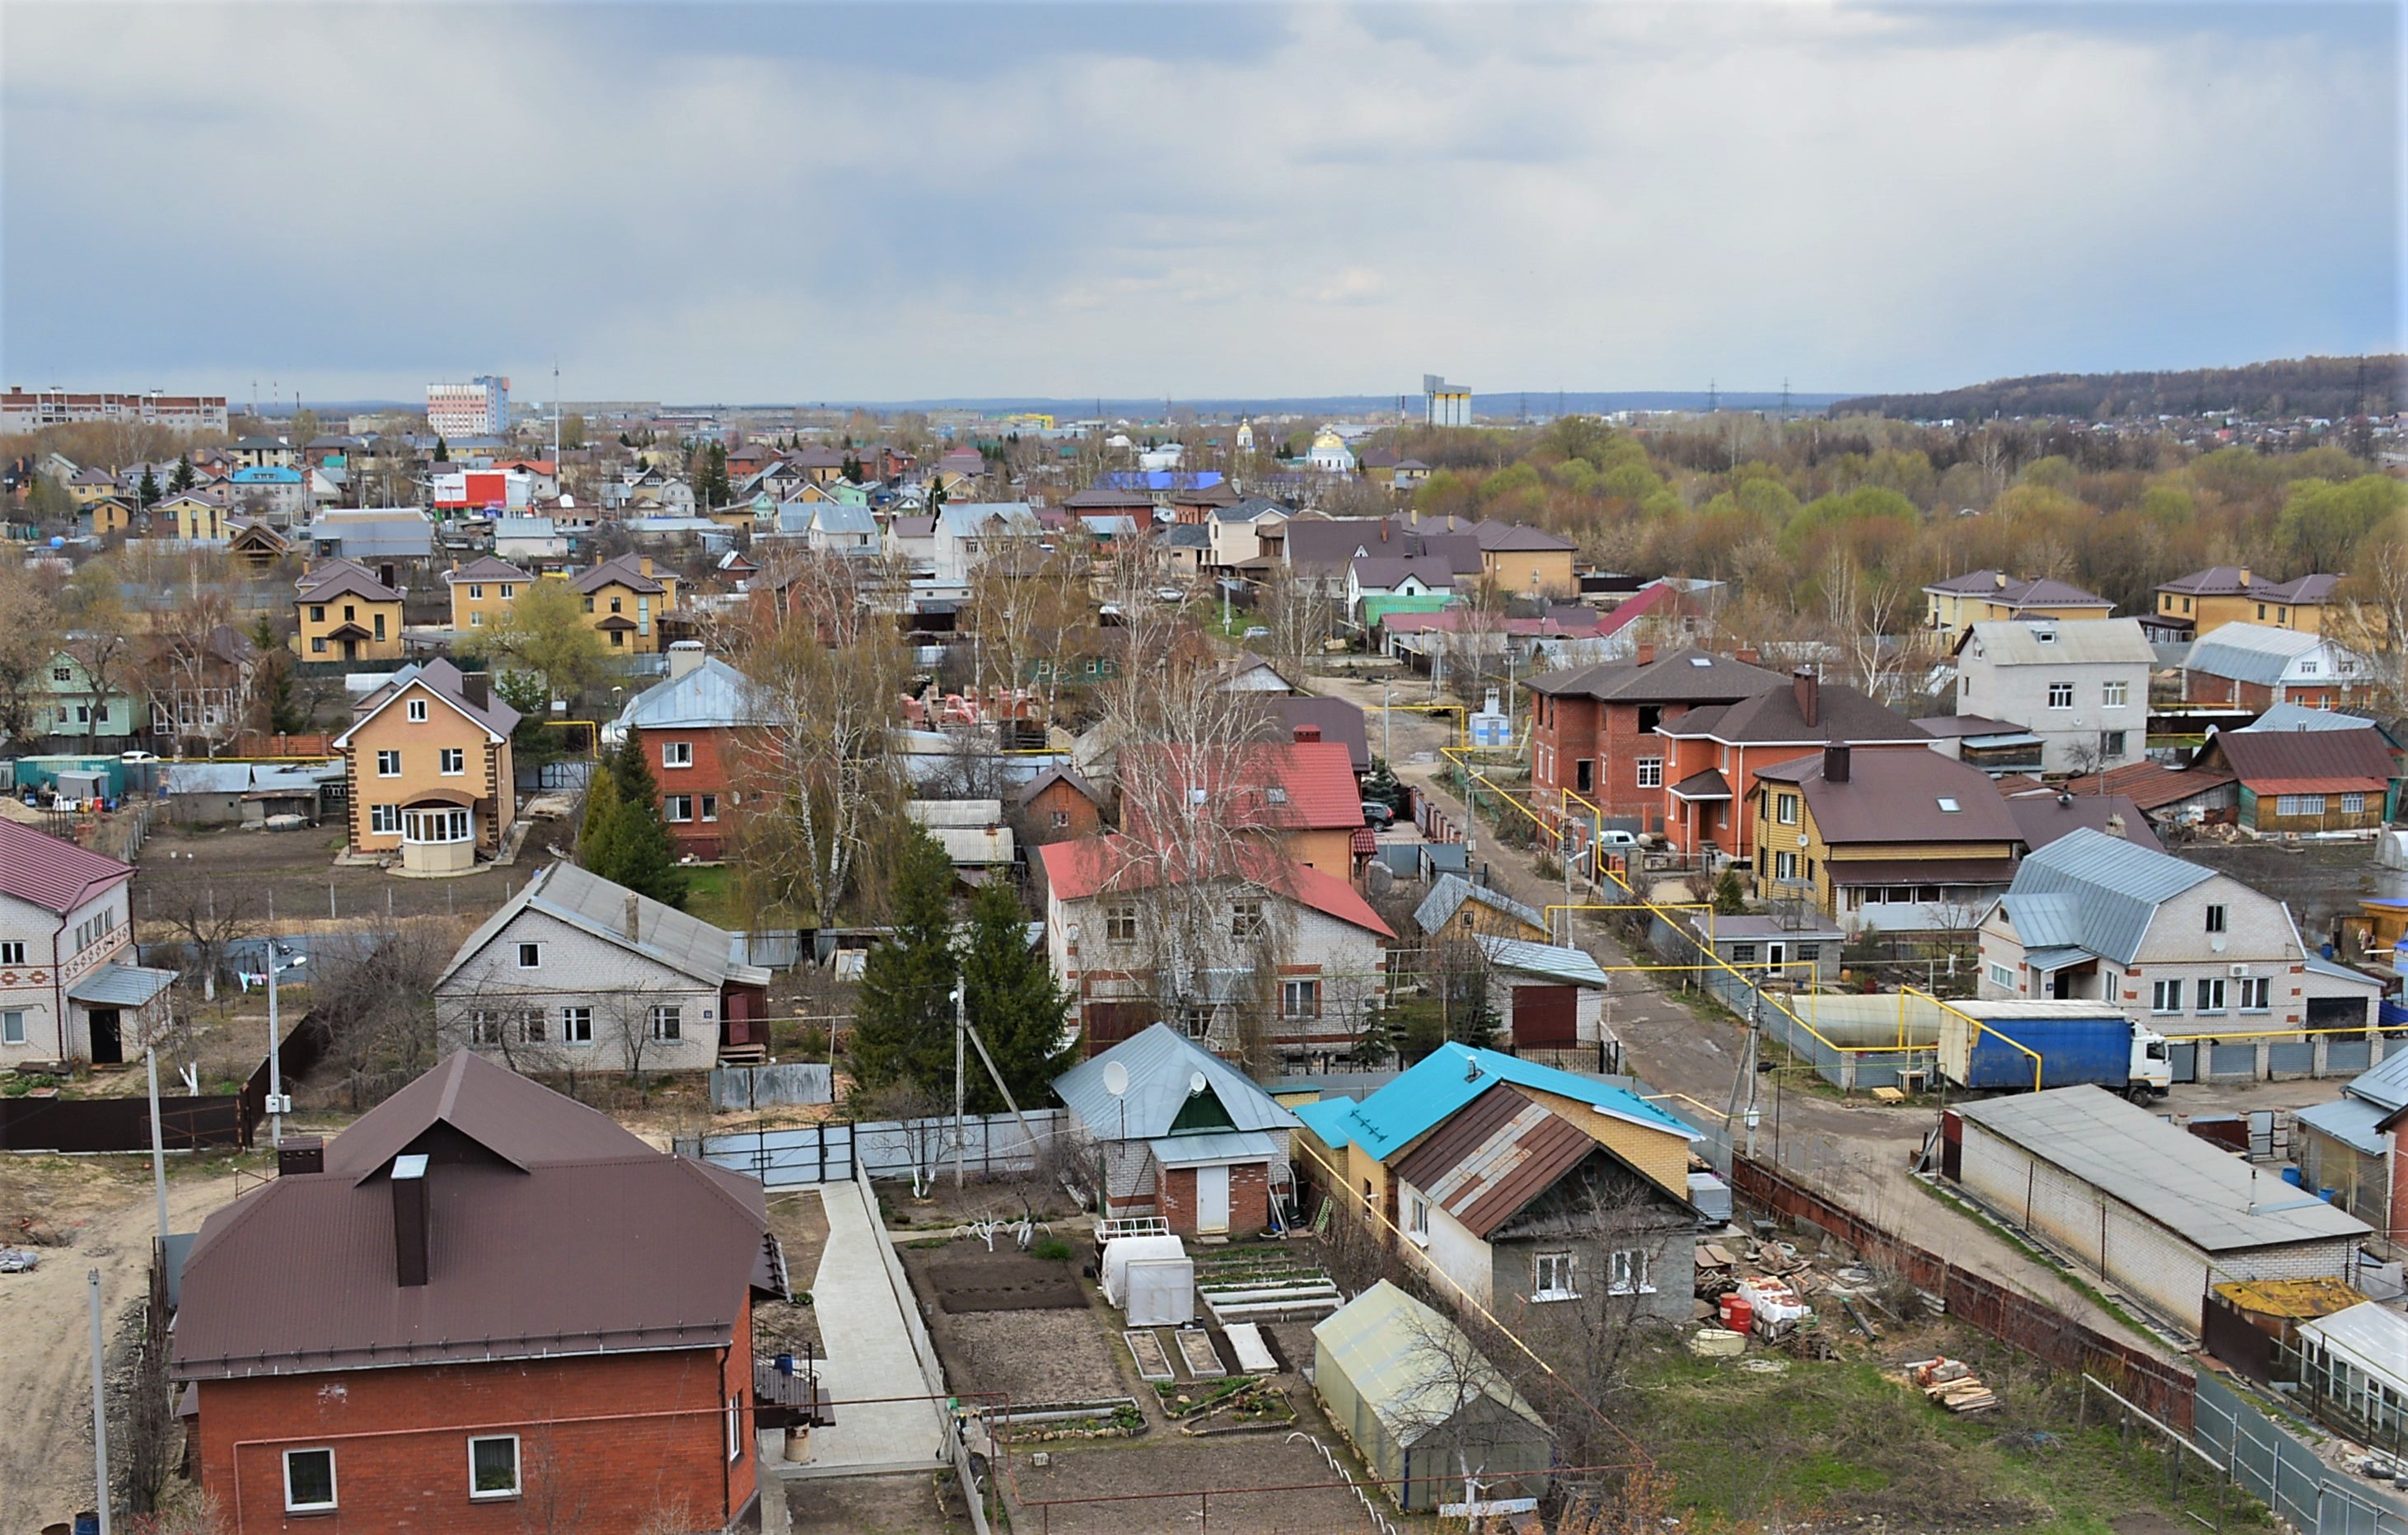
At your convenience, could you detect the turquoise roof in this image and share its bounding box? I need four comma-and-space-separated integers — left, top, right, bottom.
1293, 1042, 1696, 1162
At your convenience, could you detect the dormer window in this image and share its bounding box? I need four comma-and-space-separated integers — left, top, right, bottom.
1266, 787, 1288, 805
2034, 629, 2055, 643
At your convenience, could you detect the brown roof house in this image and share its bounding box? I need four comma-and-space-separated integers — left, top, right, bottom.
173, 1049, 781, 1533
1753, 744, 2022, 934
2194, 728, 2402, 835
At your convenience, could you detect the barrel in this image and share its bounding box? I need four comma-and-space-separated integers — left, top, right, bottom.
74, 1514, 100, 1535
1719, 1294, 1754, 1334
783, 1425, 810, 1462
2281, 1166, 2305, 1188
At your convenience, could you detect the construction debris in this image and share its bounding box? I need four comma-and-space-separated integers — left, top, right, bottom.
1902, 1355, 2000, 1415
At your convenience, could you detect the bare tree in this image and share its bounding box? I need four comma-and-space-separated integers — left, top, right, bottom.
316, 920, 451, 1108
0, 564, 62, 747
1254, 560, 1340, 681
1819, 552, 1906, 706
2328, 531, 2408, 717
143, 866, 255, 1005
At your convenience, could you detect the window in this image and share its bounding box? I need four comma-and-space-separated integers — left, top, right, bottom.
1575, 759, 1594, 793
517, 1009, 545, 1043
1774, 851, 1798, 882
2276, 794, 2326, 817
283, 1448, 337, 1513
311, 637, 327, 653
1408, 1195, 1430, 1243
2343, 793, 2367, 815
1281, 979, 1320, 1018
582, 596, 595, 613
563, 1006, 593, 1043
2205, 905, 2226, 934
1635, 758, 1663, 789
1937, 797, 1962, 814
1531, 1251, 1577, 1301
2238, 976, 2271, 1011
2101, 731, 2127, 757
1105, 902, 1138, 942
470, 612, 485, 627
662, 741, 694, 769
665, 795, 693, 821
404, 807, 471, 844
1797, 943, 1821, 962
2102, 680, 2129, 707
1845, 887, 1865, 911
610, 597, 624, 614
2151, 979, 2183, 1014
1051, 809, 1070, 828
468, 1434, 520, 1499
1609, 1247, 1655, 1295
500, 583, 516, 599
468, 583, 484, 600
438, 747, 465, 775
700, 795, 718, 822
2300, 660, 2320, 676
309, 604, 325, 623
407, 698, 428, 722
0, 1011, 22, 1046
1885, 887, 1911, 905
610, 629, 625, 648
369, 803, 400, 834
1917, 885, 1943, 904
1990, 962, 2016, 990
2196, 977, 2227, 1014
1730, 943, 1757, 963
1774, 792, 1799, 825
727, 1394, 744, 1463
517, 943, 541, 969
1231, 900, 1264, 938
2047, 681, 2074, 709
467, 1011, 501, 1046
52, 666, 70, 682
0, 941, 21, 965
376, 749, 400, 777
651, 1005, 681, 1041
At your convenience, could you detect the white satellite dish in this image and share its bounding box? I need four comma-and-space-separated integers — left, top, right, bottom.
1101, 1060, 1130, 1097
1187, 1069, 1209, 1096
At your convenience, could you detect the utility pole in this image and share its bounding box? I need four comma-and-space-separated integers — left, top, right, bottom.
147, 1047, 169, 1246
952, 985, 967, 1190
264, 938, 290, 1149
89, 1269, 112, 1535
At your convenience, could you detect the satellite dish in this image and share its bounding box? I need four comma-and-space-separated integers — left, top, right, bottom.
1188, 1069, 1209, 1096
1101, 1060, 1130, 1097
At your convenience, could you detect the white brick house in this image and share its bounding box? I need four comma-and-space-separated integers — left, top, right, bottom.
0, 823, 177, 1068
1952, 618, 2154, 775
433, 862, 771, 1072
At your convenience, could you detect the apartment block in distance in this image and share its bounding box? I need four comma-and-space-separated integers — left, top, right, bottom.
427, 376, 511, 438
2, 386, 229, 434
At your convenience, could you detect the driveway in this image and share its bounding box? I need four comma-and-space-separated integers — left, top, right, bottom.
780, 1178, 952, 1478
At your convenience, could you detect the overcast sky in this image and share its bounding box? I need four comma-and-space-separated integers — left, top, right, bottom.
2, 2, 2397, 405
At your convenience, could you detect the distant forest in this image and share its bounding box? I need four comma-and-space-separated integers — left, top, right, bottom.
1832, 355, 2402, 423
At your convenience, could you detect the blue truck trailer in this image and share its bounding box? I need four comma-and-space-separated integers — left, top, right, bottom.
1940, 999, 2171, 1099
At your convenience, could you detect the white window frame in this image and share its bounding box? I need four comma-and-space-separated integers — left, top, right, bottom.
727, 1394, 744, 1463
2196, 976, 2227, 1015
1988, 962, 2015, 990
283, 1446, 338, 1513
467, 1434, 521, 1500
2237, 976, 2271, 1013
651, 1004, 682, 1041
0, 940, 23, 965
438, 747, 465, 776
700, 794, 718, 822
1531, 1251, 1577, 1302
2276, 793, 2326, 817
1635, 757, 1663, 789
2102, 680, 2129, 708
2205, 905, 2225, 934
1, 1010, 24, 1046
1775, 793, 1798, 826
662, 740, 694, 769
1407, 1194, 1430, 1245
2047, 681, 2074, 709
1608, 1247, 1656, 1295
407, 698, 429, 722
2151, 978, 2183, 1014
563, 1006, 593, 1043
666, 795, 694, 822
517, 943, 541, 970
1773, 850, 1798, 882
2342, 793, 2366, 815
1230, 900, 1265, 938
500, 583, 516, 598
376, 749, 401, 777
369, 803, 400, 834
1281, 978, 1320, 1019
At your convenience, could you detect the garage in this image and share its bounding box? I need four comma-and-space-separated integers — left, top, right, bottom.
1509, 985, 1577, 1048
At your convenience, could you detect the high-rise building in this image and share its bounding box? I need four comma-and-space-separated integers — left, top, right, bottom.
426, 376, 511, 438
1, 387, 228, 434
1423, 374, 1471, 428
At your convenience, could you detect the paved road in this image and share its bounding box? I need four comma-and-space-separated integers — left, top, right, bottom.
782, 1179, 952, 1478
1310, 672, 2153, 1346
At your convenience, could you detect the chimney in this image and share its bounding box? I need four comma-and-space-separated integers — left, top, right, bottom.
668, 639, 706, 679
1634, 643, 1654, 667
1792, 667, 1819, 728
639, 555, 655, 578
1823, 744, 1850, 784
2237, 567, 2251, 588
2106, 812, 2128, 840
461, 674, 489, 711
1993, 571, 2008, 589
1293, 723, 1322, 743
624, 892, 642, 941
1734, 646, 1760, 665
278, 1135, 325, 1177
390, 1153, 430, 1287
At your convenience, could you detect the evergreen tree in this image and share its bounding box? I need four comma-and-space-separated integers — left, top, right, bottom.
1712, 868, 1747, 916
958, 881, 1074, 1112
171, 454, 194, 493
1351, 1004, 1403, 1069
850, 830, 961, 1091
577, 758, 625, 879
250, 615, 305, 735
136, 469, 160, 509
433, 436, 451, 462
606, 726, 687, 909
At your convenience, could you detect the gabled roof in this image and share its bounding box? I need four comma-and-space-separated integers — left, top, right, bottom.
1472, 518, 1577, 553
572, 553, 665, 594
1755, 749, 2018, 845
1292, 1041, 1696, 1163
1062, 484, 1155, 509
1472, 935, 1610, 986
2196, 728, 2397, 789
437, 861, 769, 992
2004, 793, 2166, 855
1312, 1281, 1545, 1444
2183, 623, 2353, 683
2237, 703, 2380, 734
448, 555, 532, 583
615, 658, 775, 731
1414, 874, 1546, 938
1995, 827, 2223, 967
295, 562, 401, 604
1924, 569, 2112, 608
936, 502, 1040, 539
1392, 1082, 1669, 1238
1351, 554, 1463, 592
1016, 765, 1101, 809
335, 658, 520, 746
1052, 1023, 1299, 1142
1664, 677, 1927, 746
1276, 696, 1371, 774
0, 821, 134, 915
2041, 760, 2236, 811
1036, 835, 1395, 939
1121, 742, 1363, 835
2157, 566, 2342, 602
325, 1046, 655, 1182
1524, 647, 1783, 704
1956, 617, 2155, 666
810, 503, 880, 536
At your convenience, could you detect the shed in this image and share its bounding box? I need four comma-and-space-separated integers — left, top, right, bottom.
1696, 915, 1846, 989
1053, 1023, 1302, 1238
1471, 935, 1612, 1053
1312, 1280, 1551, 1513
2296, 1301, 2408, 1443
1954, 1086, 2368, 1333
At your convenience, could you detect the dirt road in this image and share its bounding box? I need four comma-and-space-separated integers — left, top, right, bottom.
0, 1168, 247, 1531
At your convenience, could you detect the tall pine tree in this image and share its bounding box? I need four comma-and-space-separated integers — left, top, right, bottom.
577, 759, 625, 879
958, 881, 1074, 1112
606, 727, 687, 909
171, 454, 194, 493
850, 831, 960, 1092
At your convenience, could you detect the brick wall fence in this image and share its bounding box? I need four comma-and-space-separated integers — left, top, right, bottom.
1729, 1154, 2196, 1431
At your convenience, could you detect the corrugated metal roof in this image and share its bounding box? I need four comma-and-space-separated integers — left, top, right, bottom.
2237, 704, 2379, 734
615, 658, 774, 731
1956, 1086, 2369, 1252
1053, 1023, 1299, 1143
1293, 1042, 1695, 1161
0, 821, 133, 915
2307, 955, 2386, 991
1149, 1129, 1285, 1167
1391, 1083, 1602, 1238
164, 763, 255, 795
2202, 728, 2397, 788
436, 862, 767, 993
1961, 618, 2154, 666
1311, 1281, 1543, 1444
1415, 874, 1546, 938
2018, 946, 2092, 972
2295, 1097, 2390, 1157
2345, 1050, 2408, 1114
67, 963, 176, 1008
2183, 623, 2328, 685
1998, 829, 2219, 966
1473, 935, 1609, 986
2300, 1302, 2408, 1393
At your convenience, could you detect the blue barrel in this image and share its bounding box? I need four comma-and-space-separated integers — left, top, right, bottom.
74, 1513, 100, 1535
2321, 1188, 2340, 1205
2282, 1166, 2305, 1187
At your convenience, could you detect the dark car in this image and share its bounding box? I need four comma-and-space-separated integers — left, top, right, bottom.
1360, 800, 1396, 830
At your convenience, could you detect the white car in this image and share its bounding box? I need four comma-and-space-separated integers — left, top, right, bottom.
1242, 625, 1270, 639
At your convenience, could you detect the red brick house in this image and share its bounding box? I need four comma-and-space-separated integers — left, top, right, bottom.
610, 651, 771, 860
1525, 647, 1783, 839
174, 1051, 781, 1533
1654, 669, 1934, 861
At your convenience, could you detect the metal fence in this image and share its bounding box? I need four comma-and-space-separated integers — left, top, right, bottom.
681, 1107, 1068, 1187
1642, 912, 1938, 1091
708, 1062, 832, 1112
2195, 1373, 2408, 1535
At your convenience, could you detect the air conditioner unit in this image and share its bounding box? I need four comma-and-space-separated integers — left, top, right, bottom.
2229, 964, 2250, 977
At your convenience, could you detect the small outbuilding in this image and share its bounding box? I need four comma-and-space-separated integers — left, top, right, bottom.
1053, 1023, 1301, 1238
1312, 1280, 1552, 1514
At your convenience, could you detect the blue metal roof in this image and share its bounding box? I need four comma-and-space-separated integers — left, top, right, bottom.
1097, 470, 1225, 492
2296, 1097, 2389, 1157
1999, 828, 2217, 966
1293, 1042, 1696, 1162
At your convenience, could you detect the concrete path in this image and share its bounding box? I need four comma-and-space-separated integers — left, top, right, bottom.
780, 1179, 952, 1478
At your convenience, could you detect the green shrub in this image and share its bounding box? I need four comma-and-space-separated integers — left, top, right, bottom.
1032, 1236, 1073, 1262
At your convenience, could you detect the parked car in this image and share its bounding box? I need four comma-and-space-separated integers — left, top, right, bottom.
1242, 625, 1270, 639
1361, 800, 1396, 829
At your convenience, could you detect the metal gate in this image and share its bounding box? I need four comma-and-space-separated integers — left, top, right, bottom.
1510, 984, 1578, 1048
2170, 1042, 2199, 1083
2270, 1041, 2317, 1076
2330, 1039, 2375, 1074
2210, 1042, 2258, 1078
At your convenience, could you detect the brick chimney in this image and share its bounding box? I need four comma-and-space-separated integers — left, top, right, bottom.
390, 1153, 430, 1287
1634, 643, 1654, 667
624, 892, 643, 941
1734, 647, 1760, 665
1823, 744, 1850, 784
1293, 724, 1321, 743
1792, 667, 1819, 728
1993, 571, 2008, 589
2237, 567, 2251, 588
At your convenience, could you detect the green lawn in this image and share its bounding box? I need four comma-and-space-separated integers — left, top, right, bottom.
680, 865, 741, 929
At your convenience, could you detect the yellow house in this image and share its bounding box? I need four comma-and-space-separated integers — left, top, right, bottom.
331, 658, 519, 870
156, 493, 233, 541
1751, 745, 2021, 930
84, 497, 135, 538
2153, 565, 2342, 639
1921, 570, 2114, 646
447, 555, 535, 633
294, 561, 406, 662
572, 553, 680, 654
67, 467, 122, 506
1475, 522, 1578, 598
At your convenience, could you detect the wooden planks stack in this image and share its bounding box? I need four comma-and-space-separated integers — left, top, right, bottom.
1905, 1355, 1999, 1414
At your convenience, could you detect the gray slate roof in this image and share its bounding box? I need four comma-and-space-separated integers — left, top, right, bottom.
1995, 827, 2219, 967
1052, 1023, 1298, 1143
1473, 935, 1609, 986
1958, 617, 2155, 666
1414, 874, 1546, 938
437, 861, 768, 991
1956, 1086, 2368, 1252
2237, 703, 2378, 734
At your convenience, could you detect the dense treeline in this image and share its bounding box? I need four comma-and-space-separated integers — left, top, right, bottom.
1831, 354, 2401, 423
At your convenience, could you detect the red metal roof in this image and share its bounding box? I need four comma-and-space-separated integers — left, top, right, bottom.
0, 821, 133, 915
1390, 1083, 1606, 1238
1037, 835, 1394, 939
1124, 742, 1364, 833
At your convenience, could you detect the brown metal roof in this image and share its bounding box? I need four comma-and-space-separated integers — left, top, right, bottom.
2046, 760, 2237, 811
1826, 856, 2019, 887
1390, 1083, 1599, 1239
175, 1052, 770, 1382
1525, 647, 1784, 704
2198, 728, 2398, 788
1756, 748, 2019, 845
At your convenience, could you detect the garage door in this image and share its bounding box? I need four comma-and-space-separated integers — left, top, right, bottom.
1512, 985, 1578, 1048
2307, 995, 2371, 1029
